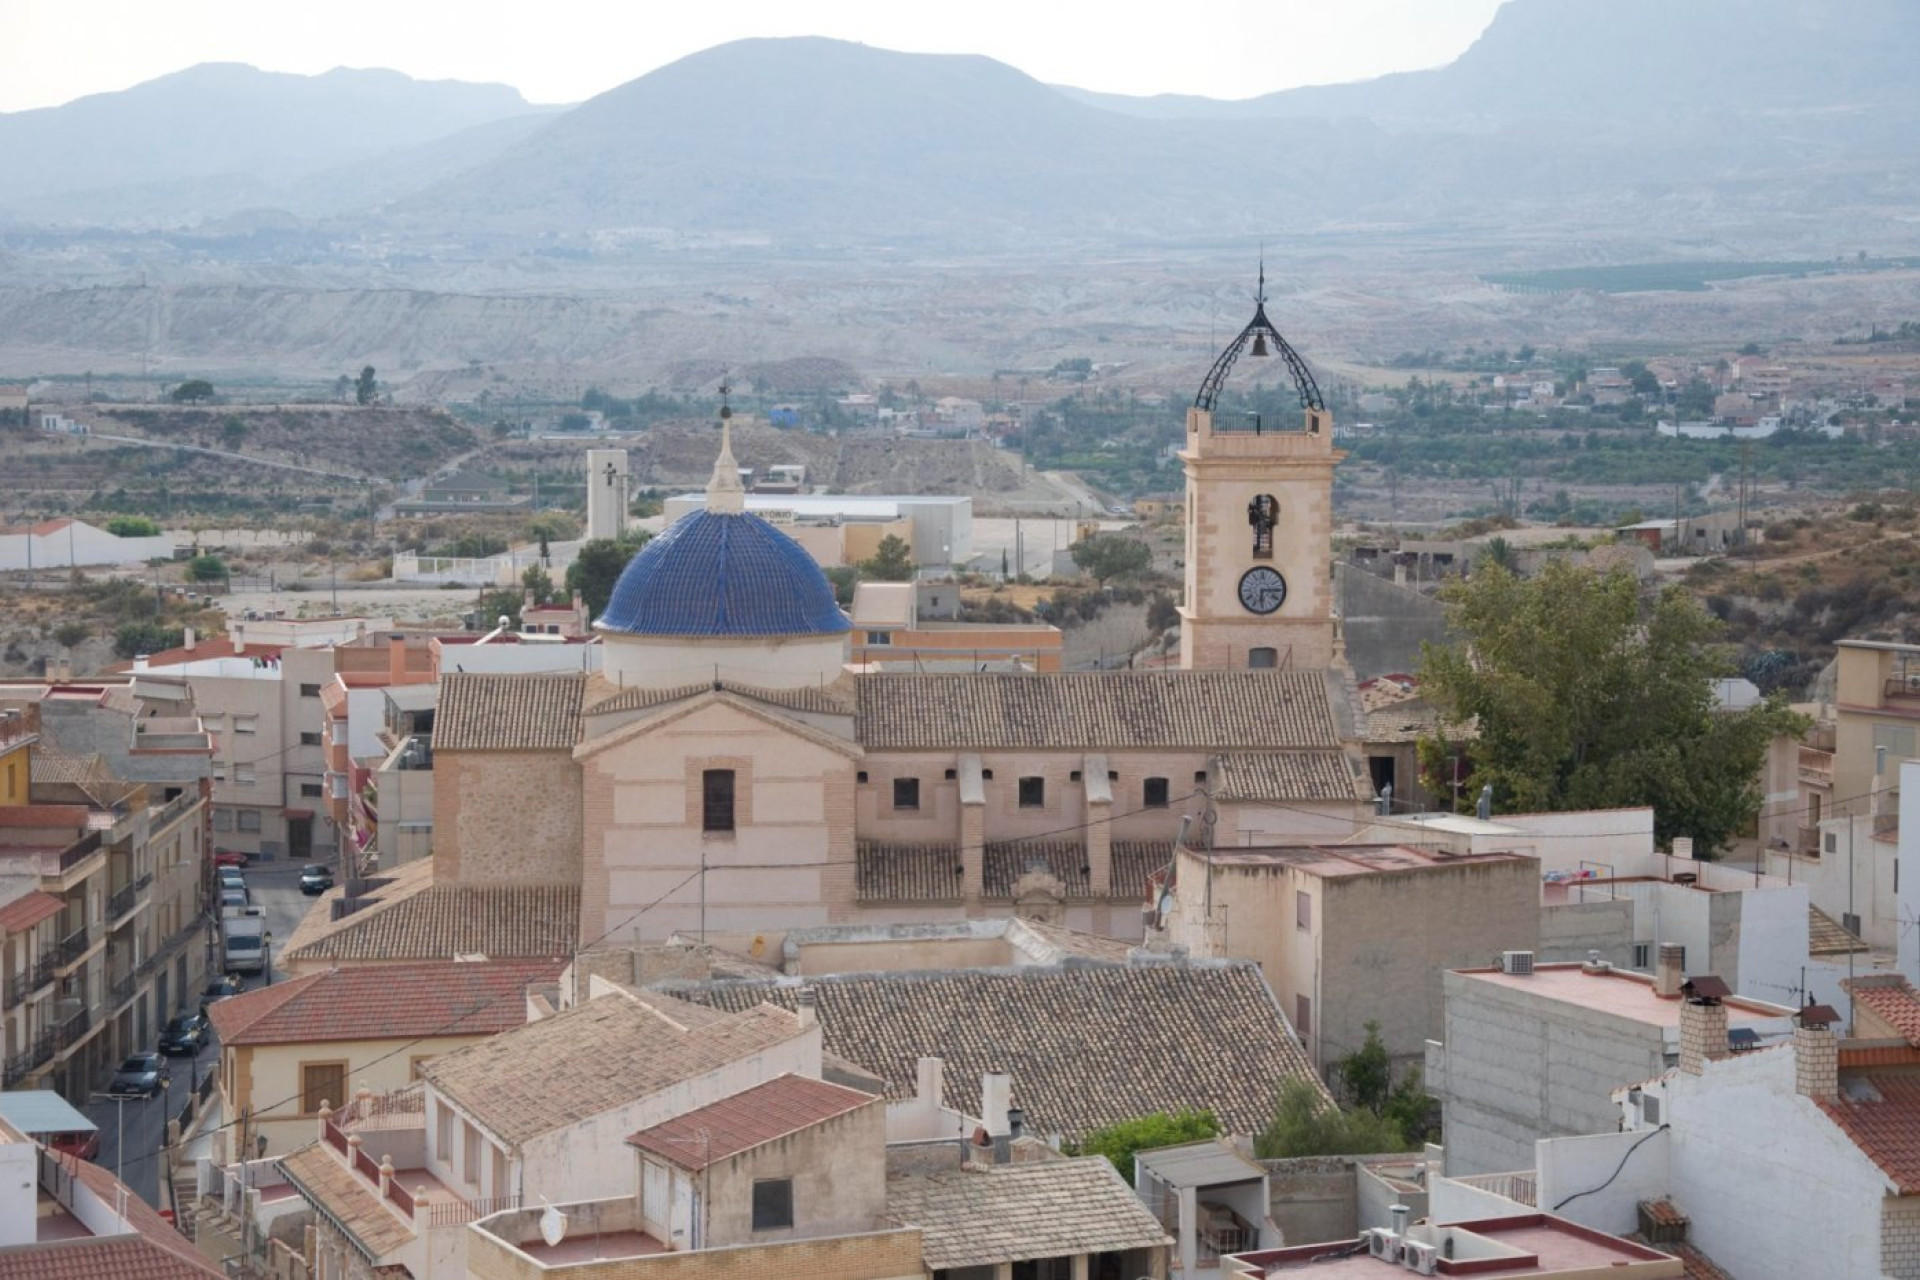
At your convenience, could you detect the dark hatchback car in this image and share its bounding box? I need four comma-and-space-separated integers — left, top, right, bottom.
158, 1013, 209, 1056
107, 1052, 170, 1098
299, 863, 335, 895
200, 975, 242, 1016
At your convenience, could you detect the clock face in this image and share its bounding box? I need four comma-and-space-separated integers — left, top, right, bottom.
1239, 566, 1288, 615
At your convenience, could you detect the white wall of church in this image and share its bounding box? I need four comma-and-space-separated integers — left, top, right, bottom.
601, 631, 850, 690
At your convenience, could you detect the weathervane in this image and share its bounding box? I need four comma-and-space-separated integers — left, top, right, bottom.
718, 375, 732, 422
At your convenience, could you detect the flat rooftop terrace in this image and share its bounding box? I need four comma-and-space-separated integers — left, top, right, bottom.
1457, 962, 1791, 1028
1205, 844, 1533, 879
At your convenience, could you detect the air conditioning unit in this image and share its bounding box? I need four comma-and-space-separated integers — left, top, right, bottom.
1365, 1228, 1400, 1261
1500, 950, 1534, 976
1402, 1240, 1439, 1275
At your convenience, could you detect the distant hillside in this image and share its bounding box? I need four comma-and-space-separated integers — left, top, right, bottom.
0, 64, 543, 222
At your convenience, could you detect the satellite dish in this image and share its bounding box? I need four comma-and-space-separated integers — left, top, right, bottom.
540, 1203, 568, 1247
1156, 889, 1174, 922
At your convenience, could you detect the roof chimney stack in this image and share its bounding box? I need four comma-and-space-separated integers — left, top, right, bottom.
1678, 976, 1731, 1075
1654, 943, 1685, 998
1795, 1004, 1841, 1102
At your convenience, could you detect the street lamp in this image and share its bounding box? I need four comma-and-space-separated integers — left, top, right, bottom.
89, 1091, 130, 1186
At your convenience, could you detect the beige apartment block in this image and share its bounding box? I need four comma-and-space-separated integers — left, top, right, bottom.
1164, 842, 1540, 1075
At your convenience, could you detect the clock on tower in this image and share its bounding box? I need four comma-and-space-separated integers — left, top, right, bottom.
1177, 265, 1343, 670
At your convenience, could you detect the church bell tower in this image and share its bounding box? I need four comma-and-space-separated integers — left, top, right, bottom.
1179, 269, 1342, 670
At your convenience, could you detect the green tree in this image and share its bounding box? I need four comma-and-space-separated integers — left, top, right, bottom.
1335, 1022, 1438, 1147
1070, 534, 1152, 585
185, 554, 227, 584
355, 366, 377, 407
220, 415, 249, 449
169, 379, 215, 403
565, 531, 651, 620
103, 516, 160, 538
859, 534, 917, 582
54, 621, 91, 650
824, 565, 861, 607
112, 623, 184, 659
1255, 1079, 1411, 1158
1072, 1109, 1221, 1186
476, 588, 522, 629
521, 564, 555, 607
1417, 561, 1809, 855
1477, 536, 1519, 573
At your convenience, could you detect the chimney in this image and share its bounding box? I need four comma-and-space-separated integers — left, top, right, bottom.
1795, 1004, 1841, 1102
981, 1070, 1013, 1161
388, 633, 406, 685
231, 622, 245, 655
183, 626, 196, 652
1672, 836, 1694, 861
1678, 977, 1730, 1075
1390, 1204, 1411, 1239
916, 1056, 945, 1109
794, 986, 817, 1031
1654, 943, 1685, 998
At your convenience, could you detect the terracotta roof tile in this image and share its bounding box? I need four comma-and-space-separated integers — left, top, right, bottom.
435, 672, 584, 751
1809, 905, 1869, 956
856, 843, 961, 902
279, 1142, 415, 1259
1212, 751, 1365, 802
208, 959, 559, 1046
0, 1237, 223, 1280
671, 961, 1324, 1139
1817, 1075, 1920, 1193
887, 1158, 1170, 1270
1845, 976, 1920, 1046
855, 670, 1344, 751
0, 889, 66, 933
421, 994, 805, 1146
585, 677, 856, 718
58, 1155, 223, 1275
855, 841, 1168, 903
282, 863, 577, 965
628, 1074, 877, 1171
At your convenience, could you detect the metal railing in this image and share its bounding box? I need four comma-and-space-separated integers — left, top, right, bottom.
52, 928, 91, 968
56, 831, 102, 873
429, 1194, 519, 1229
1884, 676, 1920, 702
2, 1030, 55, 1085
150, 790, 201, 831
107, 881, 141, 922
52, 1007, 91, 1051
108, 972, 135, 1007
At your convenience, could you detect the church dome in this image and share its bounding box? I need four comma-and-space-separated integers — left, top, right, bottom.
596, 508, 851, 638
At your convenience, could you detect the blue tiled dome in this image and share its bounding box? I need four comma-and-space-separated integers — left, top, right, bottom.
597, 510, 851, 638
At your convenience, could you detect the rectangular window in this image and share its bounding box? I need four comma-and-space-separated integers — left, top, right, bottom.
892, 778, 920, 811
865, 630, 892, 646
1018, 776, 1045, 809
463, 1121, 480, 1186
300, 732, 322, 747
237, 811, 262, 833
1295, 890, 1312, 930
702, 769, 736, 833
1872, 724, 1918, 761
1633, 943, 1652, 970
234, 767, 256, 787
330, 722, 347, 745
212, 809, 234, 833
751, 1178, 794, 1231
301, 1061, 346, 1114
233, 716, 258, 735
1143, 777, 1170, 808
436, 1102, 452, 1161
1640, 1094, 1660, 1125
300, 683, 322, 698
300, 783, 323, 798
1295, 994, 1312, 1037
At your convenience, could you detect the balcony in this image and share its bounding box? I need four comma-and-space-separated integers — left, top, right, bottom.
149, 790, 202, 832
1797, 747, 1833, 788
52, 1006, 91, 1052
108, 971, 136, 1009
473, 1198, 664, 1270
2, 1030, 56, 1085
107, 873, 153, 925
52, 927, 92, 973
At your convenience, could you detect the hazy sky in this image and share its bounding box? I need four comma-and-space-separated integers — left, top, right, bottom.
1, 0, 1508, 112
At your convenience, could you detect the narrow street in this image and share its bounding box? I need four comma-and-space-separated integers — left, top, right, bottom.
83, 856, 316, 1206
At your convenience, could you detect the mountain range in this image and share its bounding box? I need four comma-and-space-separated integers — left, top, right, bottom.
2, 0, 1917, 254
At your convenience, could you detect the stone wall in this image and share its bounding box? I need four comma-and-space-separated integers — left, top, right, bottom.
435, 750, 583, 885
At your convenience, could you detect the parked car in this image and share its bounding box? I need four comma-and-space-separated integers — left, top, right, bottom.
298, 863, 335, 895
212, 848, 251, 868
216, 867, 247, 890
200, 975, 241, 1015
218, 886, 249, 910
106, 1053, 169, 1098
158, 1014, 208, 1056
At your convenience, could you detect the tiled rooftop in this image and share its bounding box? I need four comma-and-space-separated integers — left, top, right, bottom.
1211, 750, 1365, 802
1809, 905, 1869, 956
1845, 976, 1920, 1046
854, 670, 1345, 750
281, 861, 578, 965
279, 1142, 416, 1259
1207, 843, 1532, 879
671, 960, 1322, 1138
584, 675, 856, 719
1818, 1074, 1920, 1193
421, 993, 806, 1145
1457, 963, 1792, 1028
0, 889, 66, 933
887, 1157, 1169, 1270
628, 1074, 876, 1171
855, 840, 1166, 903
208, 958, 561, 1046
435, 671, 585, 751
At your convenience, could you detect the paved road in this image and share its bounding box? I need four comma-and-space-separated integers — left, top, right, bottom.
85, 858, 316, 1206
86, 431, 370, 482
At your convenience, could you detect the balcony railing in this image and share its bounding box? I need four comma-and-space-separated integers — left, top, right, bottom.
1885, 676, 1920, 703
53, 928, 91, 968
3, 1030, 56, 1085
430, 1195, 519, 1229
56, 831, 102, 874
150, 790, 201, 832
108, 972, 135, 1007
53, 1007, 91, 1051
107, 875, 151, 923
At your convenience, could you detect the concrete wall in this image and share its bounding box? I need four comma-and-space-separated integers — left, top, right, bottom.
700, 1098, 887, 1246
1335, 563, 1449, 682
1427, 971, 1668, 1177
1261, 1157, 1358, 1246
1538, 900, 1635, 967
465, 1222, 924, 1280
1532, 1129, 1672, 1236
1902, 762, 1920, 985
